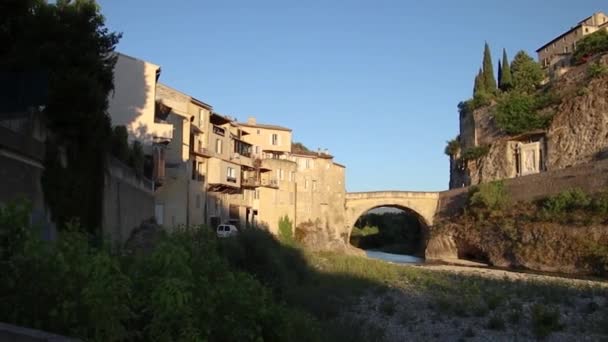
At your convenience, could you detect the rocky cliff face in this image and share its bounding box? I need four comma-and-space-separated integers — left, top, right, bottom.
546, 55, 608, 169
451, 54, 608, 187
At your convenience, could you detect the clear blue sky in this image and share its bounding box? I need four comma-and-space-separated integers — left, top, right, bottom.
98, 0, 605, 192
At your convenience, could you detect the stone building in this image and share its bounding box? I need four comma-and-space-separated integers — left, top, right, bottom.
536, 12, 608, 77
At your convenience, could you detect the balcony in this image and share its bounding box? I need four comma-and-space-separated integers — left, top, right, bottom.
191, 145, 212, 158
241, 177, 260, 189
260, 178, 279, 189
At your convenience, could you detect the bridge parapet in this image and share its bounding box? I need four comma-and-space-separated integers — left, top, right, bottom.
346, 191, 440, 200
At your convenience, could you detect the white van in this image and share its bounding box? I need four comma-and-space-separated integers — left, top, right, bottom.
216, 224, 239, 238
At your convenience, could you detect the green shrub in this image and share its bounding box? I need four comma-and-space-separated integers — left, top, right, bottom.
468, 181, 509, 211
486, 314, 506, 330
444, 136, 461, 157
461, 145, 490, 161
0, 203, 319, 341
278, 215, 294, 245
572, 30, 608, 64
351, 225, 380, 237
493, 92, 550, 135
531, 304, 562, 338
588, 61, 608, 78
543, 188, 591, 214
219, 227, 310, 297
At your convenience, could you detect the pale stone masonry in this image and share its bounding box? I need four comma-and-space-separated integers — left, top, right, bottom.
108, 56, 347, 236
536, 12, 608, 76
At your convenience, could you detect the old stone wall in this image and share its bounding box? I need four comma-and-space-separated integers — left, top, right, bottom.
439, 158, 608, 219
103, 158, 155, 244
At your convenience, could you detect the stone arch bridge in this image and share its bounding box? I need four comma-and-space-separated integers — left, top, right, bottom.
344, 191, 441, 232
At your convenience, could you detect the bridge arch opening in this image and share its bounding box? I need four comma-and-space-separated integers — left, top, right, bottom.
349, 205, 429, 257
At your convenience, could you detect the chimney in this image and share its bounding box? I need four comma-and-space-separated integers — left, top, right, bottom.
247, 117, 256, 125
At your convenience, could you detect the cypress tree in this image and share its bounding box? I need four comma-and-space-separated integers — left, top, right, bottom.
500, 48, 513, 90
482, 42, 497, 94
473, 68, 484, 95
497, 58, 503, 90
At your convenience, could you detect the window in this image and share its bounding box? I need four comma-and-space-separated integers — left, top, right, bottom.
254, 189, 260, 199
227, 167, 236, 182
279, 168, 284, 180
289, 171, 295, 182
304, 179, 309, 189
216, 139, 222, 154
191, 160, 197, 180
271, 133, 278, 145
312, 180, 317, 190
199, 108, 205, 127
197, 162, 204, 181
257, 129, 260, 135
305, 159, 311, 169
255, 146, 260, 154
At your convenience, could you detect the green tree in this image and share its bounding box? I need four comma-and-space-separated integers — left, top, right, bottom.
572, 30, 608, 64
500, 49, 513, 90
497, 58, 502, 89
511, 51, 544, 94
482, 42, 498, 94
110, 126, 130, 163
473, 68, 485, 95
493, 92, 549, 134
1, 0, 121, 233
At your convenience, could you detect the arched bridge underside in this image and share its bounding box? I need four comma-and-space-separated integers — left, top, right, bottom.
344, 191, 441, 233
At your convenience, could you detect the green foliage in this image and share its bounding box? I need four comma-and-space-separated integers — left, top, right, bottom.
572, 30, 608, 64
350, 225, 380, 237
2, 1, 121, 233
500, 49, 513, 90
542, 188, 592, 214
468, 181, 509, 211
473, 68, 485, 96
531, 304, 562, 338
110, 126, 129, 163
482, 42, 498, 94
461, 145, 490, 161
278, 215, 294, 245
128, 140, 144, 177
510, 51, 545, 94
588, 61, 608, 78
0, 203, 318, 341
493, 91, 551, 135
444, 136, 460, 156
486, 314, 506, 330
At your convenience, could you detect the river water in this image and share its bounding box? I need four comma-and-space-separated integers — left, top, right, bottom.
365, 250, 424, 264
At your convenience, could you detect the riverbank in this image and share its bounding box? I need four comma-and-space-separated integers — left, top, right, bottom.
309, 251, 608, 341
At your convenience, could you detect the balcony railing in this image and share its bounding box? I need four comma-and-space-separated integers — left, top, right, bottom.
261, 178, 279, 189
192, 146, 212, 157
241, 177, 260, 188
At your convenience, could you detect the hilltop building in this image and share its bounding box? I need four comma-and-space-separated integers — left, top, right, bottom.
537, 11, 608, 76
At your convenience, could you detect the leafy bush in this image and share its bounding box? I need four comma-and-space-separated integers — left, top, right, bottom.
493, 92, 551, 135
573, 30, 608, 64
588, 61, 608, 78
531, 304, 562, 338
0, 203, 319, 341
278, 215, 294, 245
461, 145, 490, 161
542, 188, 592, 214
444, 136, 460, 157
219, 227, 310, 297
468, 181, 509, 211
351, 225, 380, 237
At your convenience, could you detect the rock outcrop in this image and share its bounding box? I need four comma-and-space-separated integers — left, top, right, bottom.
451, 54, 608, 187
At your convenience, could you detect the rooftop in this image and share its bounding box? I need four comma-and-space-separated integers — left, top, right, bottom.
238, 116, 292, 132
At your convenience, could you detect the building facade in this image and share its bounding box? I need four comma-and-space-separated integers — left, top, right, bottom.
536, 12, 608, 74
